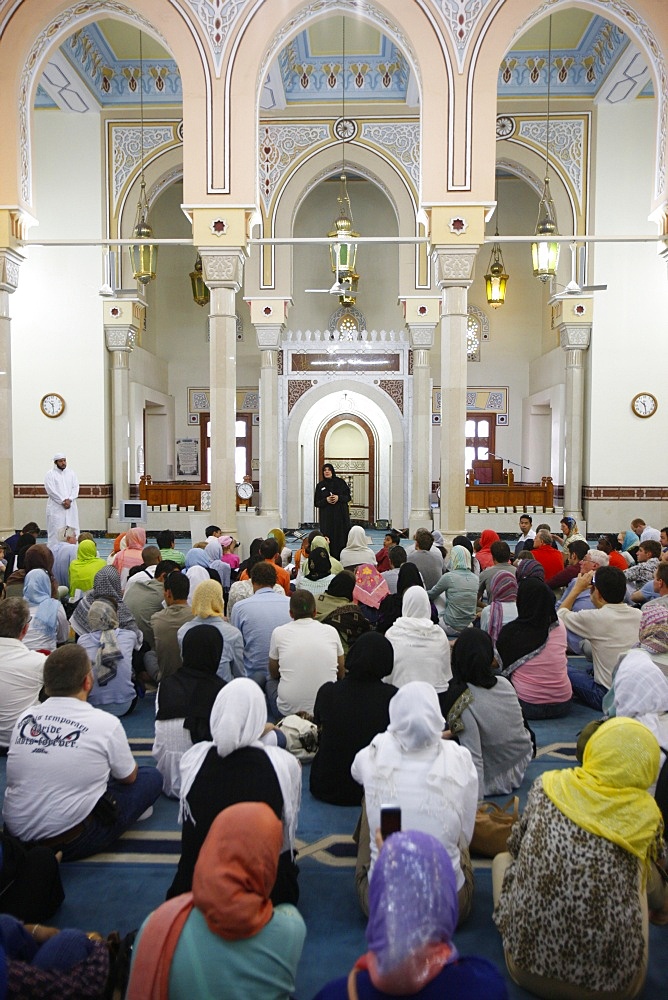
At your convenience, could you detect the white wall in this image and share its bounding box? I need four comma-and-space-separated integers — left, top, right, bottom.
290, 178, 405, 333
587, 99, 668, 489
11, 110, 109, 525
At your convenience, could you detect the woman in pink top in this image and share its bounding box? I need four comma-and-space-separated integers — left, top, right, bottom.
496, 578, 572, 719
110, 526, 146, 589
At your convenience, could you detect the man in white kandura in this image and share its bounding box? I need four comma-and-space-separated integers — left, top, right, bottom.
44, 453, 80, 547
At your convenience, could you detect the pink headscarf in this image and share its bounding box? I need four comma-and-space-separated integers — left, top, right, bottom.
487, 570, 518, 644
111, 526, 146, 575
353, 564, 390, 609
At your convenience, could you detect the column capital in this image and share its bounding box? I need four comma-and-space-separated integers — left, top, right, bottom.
200, 249, 245, 291
255, 326, 284, 350
104, 326, 136, 354
431, 247, 478, 288
0, 247, 24, 293
406, 323, 437, 349
559, 323, 591, 352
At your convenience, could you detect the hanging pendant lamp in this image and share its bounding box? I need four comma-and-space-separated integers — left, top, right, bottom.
129, 31, 158, 284
531, 16, 559, 282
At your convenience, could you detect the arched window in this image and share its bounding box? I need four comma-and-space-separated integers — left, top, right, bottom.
466, 305, 489, 362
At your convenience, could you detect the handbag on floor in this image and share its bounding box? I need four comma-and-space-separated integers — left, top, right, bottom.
276, 714, 318, 760
470, 796, 520, 857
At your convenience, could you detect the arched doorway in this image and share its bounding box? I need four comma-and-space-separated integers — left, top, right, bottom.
318, 413, 375, 525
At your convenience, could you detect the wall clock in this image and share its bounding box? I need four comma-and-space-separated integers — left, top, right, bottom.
631, 393, 657, 418
40, 393, 65, 418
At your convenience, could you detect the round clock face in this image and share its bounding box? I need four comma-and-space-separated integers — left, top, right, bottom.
631, 393, 657, 418
40, 393, 65, 418
236, 481, 253, 500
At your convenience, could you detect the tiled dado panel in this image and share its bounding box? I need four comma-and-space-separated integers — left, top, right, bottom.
583, 487, 668, 500
14, 484, 113, 498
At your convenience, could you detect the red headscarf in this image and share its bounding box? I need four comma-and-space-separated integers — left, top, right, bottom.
126, 802, 282, 1000
475, 529, 499, 571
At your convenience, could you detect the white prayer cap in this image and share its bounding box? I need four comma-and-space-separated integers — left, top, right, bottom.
53, 452, 66, 461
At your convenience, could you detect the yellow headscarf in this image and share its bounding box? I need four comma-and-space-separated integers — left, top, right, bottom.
191, 579, 224, 619
542, 717, 663, 867
268, 528, 286, 551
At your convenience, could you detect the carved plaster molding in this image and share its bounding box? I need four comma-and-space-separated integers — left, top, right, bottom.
432, 248, 477, 286
255, 324, 283, 350
429, 1, 497, 73
183, 0, 250, 78
200, 250, 245, 288
104, 326, 136, 353
406, 323, 436, 349
0, 249, 23, 293
560, 324, 591, 351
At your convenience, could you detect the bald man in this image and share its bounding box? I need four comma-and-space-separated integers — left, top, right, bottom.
44, 453, 80, 547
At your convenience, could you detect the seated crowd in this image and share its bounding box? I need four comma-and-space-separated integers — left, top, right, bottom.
0, 513, 667, 999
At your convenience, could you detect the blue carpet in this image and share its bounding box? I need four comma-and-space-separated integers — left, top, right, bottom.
1, 669, 667, 998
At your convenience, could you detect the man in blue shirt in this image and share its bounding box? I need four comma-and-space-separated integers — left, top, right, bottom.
230, 562, 290, 687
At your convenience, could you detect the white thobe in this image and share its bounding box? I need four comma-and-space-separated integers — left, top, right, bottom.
44, 466, 80, 546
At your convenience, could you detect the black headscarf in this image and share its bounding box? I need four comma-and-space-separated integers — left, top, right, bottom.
451, 630, 497, 689
440, 629, 497, 718
344, 632, 394, 682
307, 548, 332, 581
238, 538, 263, 577
326, 571, 356, 599
496, 578, 558, 672
451, 535, 473, 556
397, 563, 425, 597
156, 624, 225, 743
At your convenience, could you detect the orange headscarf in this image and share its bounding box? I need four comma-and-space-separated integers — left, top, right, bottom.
126, 802, 282, 1000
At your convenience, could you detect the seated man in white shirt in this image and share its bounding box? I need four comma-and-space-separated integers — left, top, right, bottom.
2, 644, 162, 861
268, 589, 344, 718
558, 566, 641, 711
514, 513, 536, 557
0, 598, 46, 753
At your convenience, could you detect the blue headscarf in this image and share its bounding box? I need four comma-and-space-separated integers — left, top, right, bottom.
23, 568, 60, 631
185, 548, 210, 569
621, 530, 639, 551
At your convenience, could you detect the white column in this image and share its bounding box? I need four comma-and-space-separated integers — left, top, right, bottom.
560, 324, 591, 522
406, 326, 435, 536
0, 248, 23, 535
201, 249, 244, 533
104, 330, 134, 518
432, 248, 477, 538
259, 344, 281, 520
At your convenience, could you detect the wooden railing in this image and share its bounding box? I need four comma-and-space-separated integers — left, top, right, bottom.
139, 475, 209, 510
465, 468, 554, 509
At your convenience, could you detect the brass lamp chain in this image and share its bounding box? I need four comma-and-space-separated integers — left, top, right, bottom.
544, 16, 552, 182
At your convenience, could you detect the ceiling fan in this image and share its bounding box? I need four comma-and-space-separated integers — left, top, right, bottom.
552, 241, 607, 299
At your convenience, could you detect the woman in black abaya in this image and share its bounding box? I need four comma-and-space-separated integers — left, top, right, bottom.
313, 463, 351, 559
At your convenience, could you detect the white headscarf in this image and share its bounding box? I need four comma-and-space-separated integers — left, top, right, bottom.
186, 565, 210, 605
204, 538, 223, 563
613, 649, 668, 763
178, 678, 300, 846
363, 682, 474, 818
340, 525, 376, 568
401, 587, 431, 621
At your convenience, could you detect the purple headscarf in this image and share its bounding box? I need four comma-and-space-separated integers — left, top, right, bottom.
361, 830, 458, 993
487, 570, 518, 644
516, 559, 545, 582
